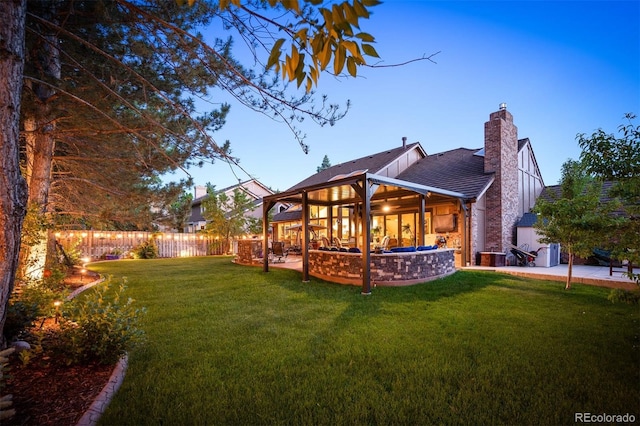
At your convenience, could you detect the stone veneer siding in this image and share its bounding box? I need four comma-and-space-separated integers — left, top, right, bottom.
484, 108, 519, 253
236, 240, 262, 264
308, 249, 456, 287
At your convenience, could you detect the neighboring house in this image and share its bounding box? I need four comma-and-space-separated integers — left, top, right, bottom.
184, 179, 288, 234
269, 105, 546, 267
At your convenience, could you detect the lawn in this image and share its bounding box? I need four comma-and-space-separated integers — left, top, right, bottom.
88, 257, 639, 425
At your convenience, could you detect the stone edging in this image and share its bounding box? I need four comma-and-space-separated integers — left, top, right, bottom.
67, 276, 105, 300
76, 355, 128, 426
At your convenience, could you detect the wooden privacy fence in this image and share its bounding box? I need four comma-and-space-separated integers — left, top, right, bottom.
53, 230, 226, 259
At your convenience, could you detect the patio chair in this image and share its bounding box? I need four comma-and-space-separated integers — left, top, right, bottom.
271, 241, 287, 263
332, 237, 343, 249
378, 235, 390, 250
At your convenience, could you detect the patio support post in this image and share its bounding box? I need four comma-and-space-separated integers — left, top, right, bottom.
327, 206, 334, 241
301, 191, 310, 282
263, 200, 276, 272
419, 195, 426, 246
362, 176, 372, 295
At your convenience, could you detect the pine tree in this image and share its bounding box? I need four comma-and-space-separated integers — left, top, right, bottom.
317, 155, 332, 173
201, 184, 256, 254
1, 0, 434, 340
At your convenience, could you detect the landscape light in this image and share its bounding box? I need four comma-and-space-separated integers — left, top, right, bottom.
53, 301, 62, 323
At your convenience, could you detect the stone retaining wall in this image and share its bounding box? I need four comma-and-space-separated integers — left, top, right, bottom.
309, 249, 456, 286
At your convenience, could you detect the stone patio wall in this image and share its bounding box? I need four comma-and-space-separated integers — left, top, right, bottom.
308, 248, 456, 286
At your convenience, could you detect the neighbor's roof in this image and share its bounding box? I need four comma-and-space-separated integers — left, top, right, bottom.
516, 212, 538, 227
272, 205, 302, 222
286, 142, 423, 191
539, 181, 628, 216
540, 181, 617, 203
396, 147, 494, 200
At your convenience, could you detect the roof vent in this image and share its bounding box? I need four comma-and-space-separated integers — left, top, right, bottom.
499, 102, 507, 111
402, 136, 407, 149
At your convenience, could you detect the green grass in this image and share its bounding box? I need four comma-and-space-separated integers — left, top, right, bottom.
89, 257, 640, 425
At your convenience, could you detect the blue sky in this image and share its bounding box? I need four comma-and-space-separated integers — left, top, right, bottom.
167, 0, 640, 193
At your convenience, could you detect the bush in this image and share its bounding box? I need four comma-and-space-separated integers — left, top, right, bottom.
133, 239, 158, 259
4, 276, 67, 342
608, 288, 640, 305
51, 277, 146, 365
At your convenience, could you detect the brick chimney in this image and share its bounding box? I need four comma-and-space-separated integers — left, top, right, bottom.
483, 104, 519, 253
194, 185, 207, 199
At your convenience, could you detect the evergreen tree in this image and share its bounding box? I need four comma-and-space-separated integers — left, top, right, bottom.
162, 192, 194, 233
201, 184, 256, 254
317, 155, 332, 173
1, 0, 433, 340
0, 0, 28, 347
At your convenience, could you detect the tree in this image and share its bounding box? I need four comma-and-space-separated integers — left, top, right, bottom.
0, 0, 29, 347
533, 160, 622, 289
201, 184, 257, 253
2, 0, 435, 340
19, 0, 387, 253
316, 154, 332, 172
577, 113, 639, 284
161, 192, 194, 233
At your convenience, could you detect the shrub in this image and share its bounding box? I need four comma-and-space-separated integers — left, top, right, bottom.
133, 239, 158, 259
51, 277, 146, 365
4, 277, 67, 342
608, 288, 640, 305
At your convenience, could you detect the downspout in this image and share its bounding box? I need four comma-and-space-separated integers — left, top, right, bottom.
301, 191, 310, 282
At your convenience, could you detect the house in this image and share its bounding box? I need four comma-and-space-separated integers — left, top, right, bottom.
267, 105, 545, 273
185, 179, 288, 234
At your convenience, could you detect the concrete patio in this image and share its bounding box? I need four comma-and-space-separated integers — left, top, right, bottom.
463, 263, 639, 290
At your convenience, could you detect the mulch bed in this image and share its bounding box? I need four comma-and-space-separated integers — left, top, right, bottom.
3, 268, 116, 426
5, 356, 114, 426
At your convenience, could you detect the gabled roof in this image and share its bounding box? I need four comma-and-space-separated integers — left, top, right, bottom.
191, 179, 273, 206
218, 179, 274, 199
396, 147, 494, 200
518, 138, 545, 187
273, 205, 302, 222
286, 142, 423, 191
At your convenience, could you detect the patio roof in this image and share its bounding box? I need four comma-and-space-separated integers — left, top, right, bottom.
264, 171, 466, 207
262, 171, 468, 296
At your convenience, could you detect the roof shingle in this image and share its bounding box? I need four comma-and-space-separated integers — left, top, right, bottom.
286, 143, 421, 191
396, 148, 494, 199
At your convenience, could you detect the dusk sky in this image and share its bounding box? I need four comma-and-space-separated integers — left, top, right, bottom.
167, 0, 640, 193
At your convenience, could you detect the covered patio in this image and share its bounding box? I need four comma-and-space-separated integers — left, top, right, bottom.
262, 171, 468, 294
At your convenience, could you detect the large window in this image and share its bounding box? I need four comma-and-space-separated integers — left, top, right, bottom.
369, 210, 433, 247
401, 213, 416, 247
